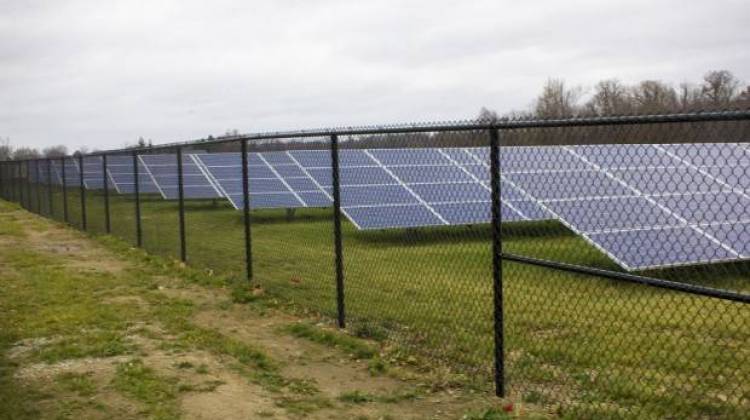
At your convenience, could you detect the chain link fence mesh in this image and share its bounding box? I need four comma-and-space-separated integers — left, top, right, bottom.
1, 112, 748, 418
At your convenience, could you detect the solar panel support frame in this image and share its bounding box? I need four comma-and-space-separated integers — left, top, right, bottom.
241, 139, 253, 282
330, 134, 346, 329
489, 128, 505, 398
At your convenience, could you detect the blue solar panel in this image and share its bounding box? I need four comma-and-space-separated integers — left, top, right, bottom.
50, 159, 81, 187
701, 165, 750, 186
701, 222, 750, 257
587, 227, 737, 269
106, 155, 161, 195
543, 196, 682, 232
80, 156, 118, 190
521, 143, 750, 270
344, 205, 444, 229
506, 171, 631, 200
610, 167, 727, 195
572, 144, 682, 168
307, 167, 391, 186
367, 148, 449, 166
652, 192, 750, 224
288, 148, 551, 228
409, 182, 489, 203
389, 166, 475, 184
658, 143, 750, 167
193, 152, 330, 209
139, 154, 223, 200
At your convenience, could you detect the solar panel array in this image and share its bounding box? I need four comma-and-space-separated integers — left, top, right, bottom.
289, 148, 550, 229
194, 149, 551, 228
23, 143, 749, 270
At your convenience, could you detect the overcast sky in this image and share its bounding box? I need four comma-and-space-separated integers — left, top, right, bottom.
1, 0, 748, 152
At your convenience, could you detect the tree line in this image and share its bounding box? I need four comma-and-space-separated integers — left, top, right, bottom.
491, 69, 749, 120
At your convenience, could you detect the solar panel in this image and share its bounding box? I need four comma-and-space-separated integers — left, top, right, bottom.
79, 156, 118, 190
196, 148, 552, 227
519, 144, 750, 270
289, 148, 551, 229
49, 158, 82, 187
193, 152, 330, 209
106, 155, 161, 195
139, 154, 223, 200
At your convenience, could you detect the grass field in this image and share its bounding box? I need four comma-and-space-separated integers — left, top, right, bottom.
10, 185, 750, 418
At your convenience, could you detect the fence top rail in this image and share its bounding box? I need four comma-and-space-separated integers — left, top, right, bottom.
3, 109, 750, 162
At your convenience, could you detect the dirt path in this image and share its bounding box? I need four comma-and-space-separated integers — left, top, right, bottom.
0, 202, 509, 419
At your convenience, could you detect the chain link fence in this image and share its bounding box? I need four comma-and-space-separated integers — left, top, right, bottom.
1, 111, 749, 418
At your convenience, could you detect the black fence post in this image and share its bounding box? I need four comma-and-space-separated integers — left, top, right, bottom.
330, 134, 346, 329
14, 163, 18, 204
25, 160, 32, 210
47, 159, 54, 217
241, 139, 253, 281
102, 154, 111, 234
133, 151, 142, 247
176, 147, 187, 262
18, 162, 24, 205
79, 154, 87, 231
61, 158, 69, 223
16, 162, 21, 205
0, 162, 4, 200
35, 160, 42, 214
488, 127, 505, 397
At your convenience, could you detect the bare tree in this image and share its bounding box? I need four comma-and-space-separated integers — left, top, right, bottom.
585, 79, 632, 116
534, 79, 582, 118
12, 147, 41, 160
677, 82, 703, 111
736, 86, 750, 107
0, 137, 12, 161
631, 80, 678, 114
73, 146, 90, 156
477, 107, 499, 122
701, 70, 740, 107
43, 145, 68, 158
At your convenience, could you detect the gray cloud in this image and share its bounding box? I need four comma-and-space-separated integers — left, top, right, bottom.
1, 0, 748, 151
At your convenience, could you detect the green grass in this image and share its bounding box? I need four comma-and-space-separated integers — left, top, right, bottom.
9, 189, 750, 418
56, 372, 97, 397
281, 323, 377, 360
113, 359, 181, 420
